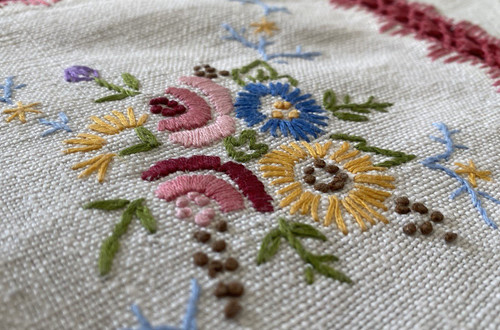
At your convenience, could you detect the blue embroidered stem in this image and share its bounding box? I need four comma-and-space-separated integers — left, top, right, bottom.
0, 76, 26, 105
127, 279, 200, 330
39, 112, 72, 137
422, 122, 498, 229
228, 0, 290, 16
221, 24, 321, 62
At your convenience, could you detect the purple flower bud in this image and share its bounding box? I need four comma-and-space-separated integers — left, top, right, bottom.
64, 66, 99, 82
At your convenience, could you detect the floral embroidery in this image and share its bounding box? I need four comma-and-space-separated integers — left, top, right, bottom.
83, 198, 157, 275
259, 141, 395, 234
3, 101, 41, 123
142, 155, 274, 213
222, 0, 320, 62
454, 160, 492, 188
119, 127, 161, 156
127, 279, 200, 330
323, 90, 393, 122
258, 218, 351, 284
156, 76, 235, 148
234, 82, 328, 141
422, 123, 500, 229
64, 66, 99, 82
231, 60, 298, 87
63, 108, 148, 183
39, 112, 72, 137
330, 133, 416, 167
250, 17, 279, 36
224, 130, 269, 162
0, 76, 26, 104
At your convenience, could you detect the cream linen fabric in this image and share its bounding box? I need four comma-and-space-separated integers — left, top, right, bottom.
1, 0, 500, 329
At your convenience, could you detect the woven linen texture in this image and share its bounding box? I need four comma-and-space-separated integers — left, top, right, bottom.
1, 0, 500, 329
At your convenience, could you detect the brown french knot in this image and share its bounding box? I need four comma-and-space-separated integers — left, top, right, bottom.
303, 159, 351, 193
193, 64, 230, 79
192, 221, 244, 319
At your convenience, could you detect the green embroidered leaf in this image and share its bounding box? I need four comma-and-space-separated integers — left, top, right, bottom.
83, 199, 130, 210
305, 267, 315, 285
330, 133, 416, 167
224, 130, 269, 162
135, 126, 160, 146
309, 258, 353, 284
288, 222, 327, 241
323, 89, 337, 110
119, 143, 153, 156
232, 60, 299, 87
310, 254, 339, 263
330, 133, 366, 143
112, 198, 144, 237
136, 205, 157, 234
121, 73, 140, 90
99, 236, 120, 276
95, 93, 129, 103
256, 229, 281, 265
332, 112, 369, 122
119, 127, 161, 156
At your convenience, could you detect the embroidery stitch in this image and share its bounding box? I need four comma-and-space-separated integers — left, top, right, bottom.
260, 141, 394, 234
257, 218, 352, 283
329, 0, 500, 92
94, 73, 141, 103
142, 155, 274, 212
234, 82, 328, 141
330, 133, 416, 167
228, 0, 290, 16
222, 24, 321, 62
3, 101, 41, 123
250, 17, 279, 36
422, 123, 500, 229
158, 77, 235, 148
323, 90, 393, 122
127, 279, 200, 330
231, 60, 298, 87
63, 108, 148, 182
119, 127, 161, 156
83, 198, 157, 275
64, 66, 99, 82
39, 112, 71, 137
156, 174, 246, 213
454, 160, 492, 188
224, 130, 269, 162
0, 76, 26, 104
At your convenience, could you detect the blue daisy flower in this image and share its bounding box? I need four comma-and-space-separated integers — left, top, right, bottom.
234, 82, 328, 142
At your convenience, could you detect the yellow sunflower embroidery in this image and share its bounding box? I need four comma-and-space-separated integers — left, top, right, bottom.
259, 141, 395, 235
63, 107, 148, 183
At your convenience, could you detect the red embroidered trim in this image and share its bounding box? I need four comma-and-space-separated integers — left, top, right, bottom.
142, 155, 274, 212
330, 0, 500, 90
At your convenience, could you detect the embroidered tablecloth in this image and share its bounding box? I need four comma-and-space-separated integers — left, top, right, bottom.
1, 0, 500, 329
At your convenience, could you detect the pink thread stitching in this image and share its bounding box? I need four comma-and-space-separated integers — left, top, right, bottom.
142, 155, 274, 212
178, 76, 234, 115
168, 115, 235, 148
330, 0, 500, 91
155, 174, 245, 212
158, 87, 212, 132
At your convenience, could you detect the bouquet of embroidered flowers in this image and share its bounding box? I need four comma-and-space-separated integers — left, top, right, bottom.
2, 0, 500, 329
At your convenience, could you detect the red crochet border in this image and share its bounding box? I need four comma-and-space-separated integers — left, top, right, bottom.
330, 0, 500, 91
